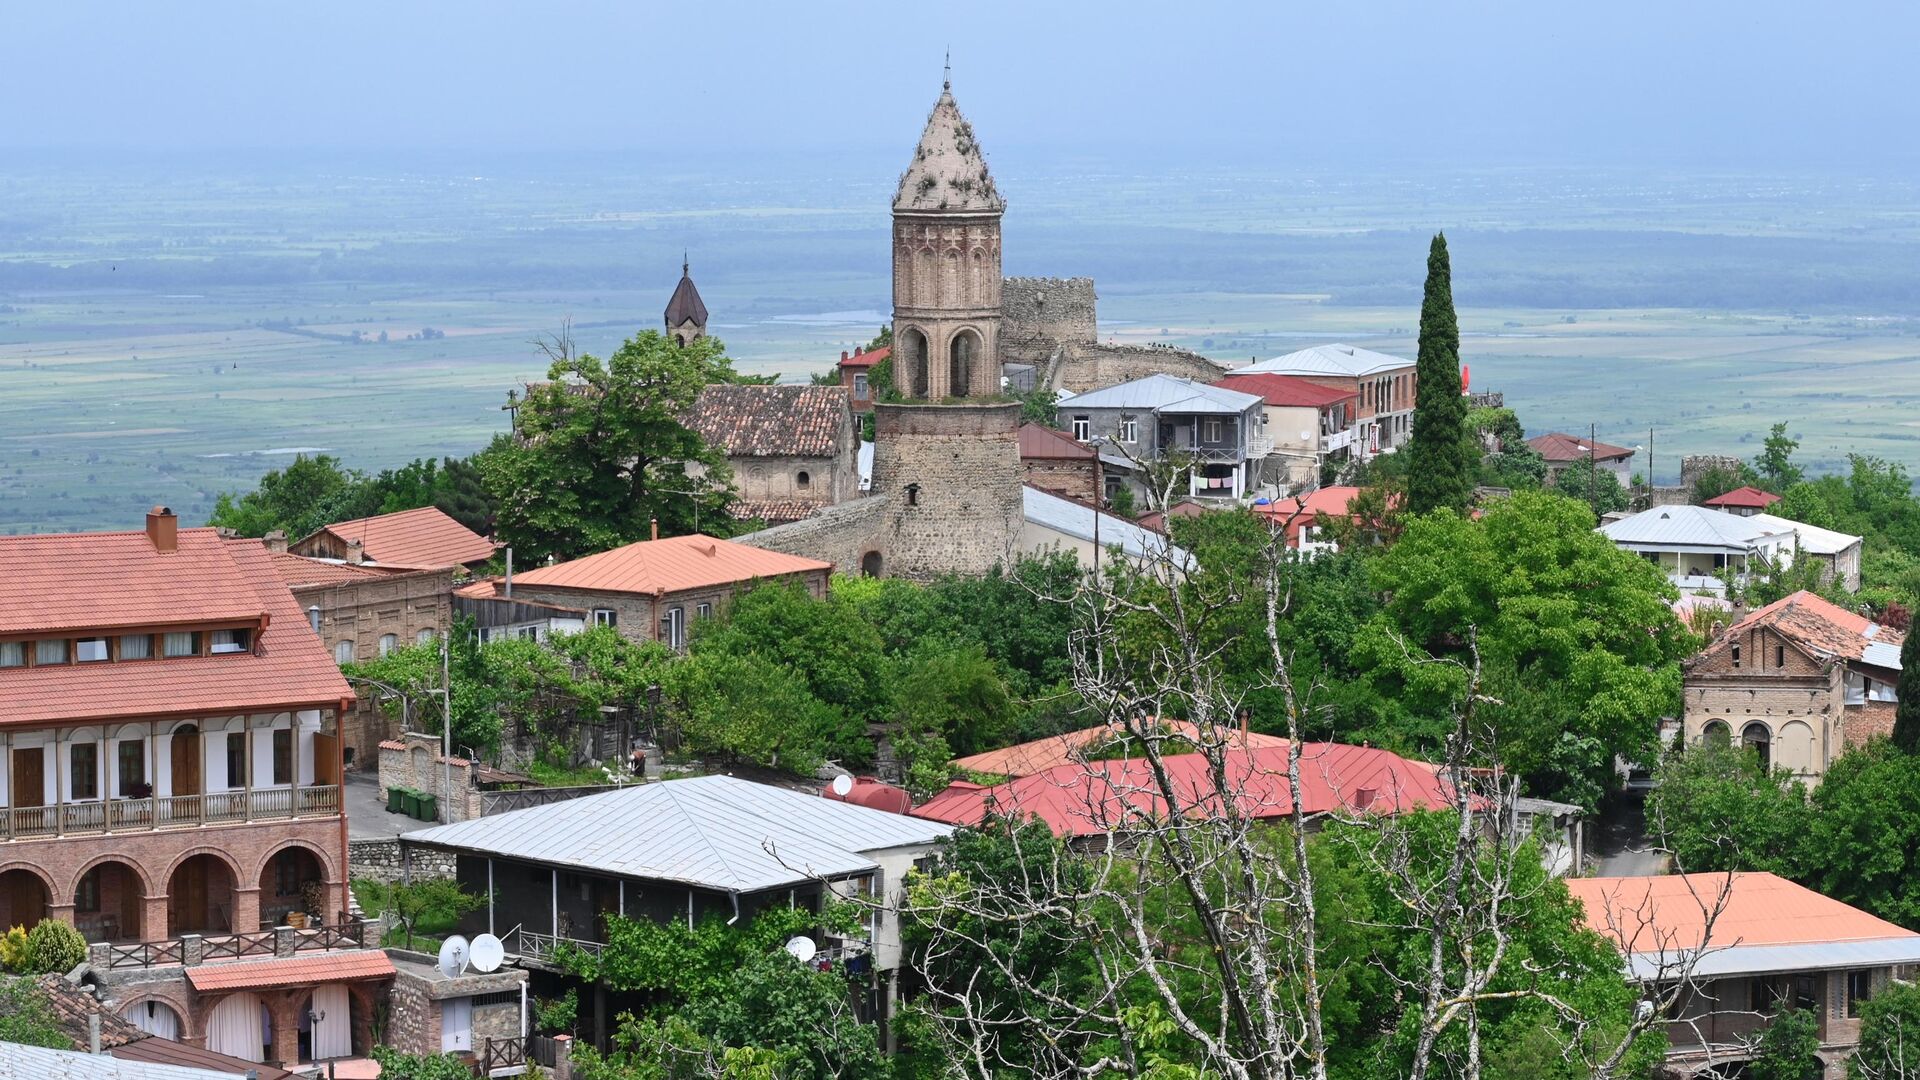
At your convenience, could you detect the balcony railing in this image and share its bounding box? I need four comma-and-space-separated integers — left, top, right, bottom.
513, 930, 606, 966
0, 785, 339, 841
99, 913, 372, 969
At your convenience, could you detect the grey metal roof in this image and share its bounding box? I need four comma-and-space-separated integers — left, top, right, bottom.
1598, 505, 1795, 551
0, 1042, 244, 1080
1863, 641, 1903, 670
1745, 513, 1864, 557
1242, 343, 1413, 378
1628, 937, 1920, 981
1021, 486, 1186, 561
402, 775, 952, 893
1062, 373, 1261, 415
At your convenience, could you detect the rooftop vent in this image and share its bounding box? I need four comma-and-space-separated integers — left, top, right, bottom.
146, 506, 178, 553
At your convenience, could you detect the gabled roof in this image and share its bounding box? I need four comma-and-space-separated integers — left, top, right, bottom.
303, 506, 496, 570
1525, 431, 1636, 463
683, 384, 850, 458
1213, 373, 1358, 408
1022, 486, 1185, 562
1018, 423, 1097, 461
911, 743, 1456, 837
1565, 872, 1920, 980
112, 1040, 295, 1080
1062, 373, 1262, 415
404, 774, 953, 893
952, 719, 1289, 779
488, 534, 830, 597
1702, 485, 1782, 510
267, 551, 410, 588
1699, 590, 1903, 672
0, 533, 353, 726
839, 345, 889, 370
894, 86, 1004, 214
0, 527, 272, 636
1252, 486, 1383, 546
1745, 513, 1864, 557
1598, 505, 1795, 551
1241, 343, 1413, 379
664, 260, 708, 329
183, 950, 396, 992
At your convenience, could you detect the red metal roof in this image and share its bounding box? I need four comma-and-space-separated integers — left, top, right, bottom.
839, 345, 890, 369
1018, 423, 1097, 461
308, 506, 496, 569
500, 534, 831, 596
0, 535, 353, 727
912, 743, 1457, 837
952, 720, 1289, 779
822, 777, 913, 814
1525, 432, 1635, 463
1702, 486, 1782, 510
1213, 373, 1358, 408
184, 949, 396, 992
1565, 872, 1917, 955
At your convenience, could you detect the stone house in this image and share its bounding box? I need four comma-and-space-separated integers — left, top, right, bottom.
1682, 590, 1903, 784
1018, 422, 1101, 504
1236, 344, 1417, 459
837, 344, 889, 412
0, 508, 396, 1068
682, 383, 862, 526
1567, 872, 1920, 1080
290, 505, 496, 572
1525, 431, 1636, 482
1053, 373, 1268, 503
1212, 372, 1360, 489
457, 533, 831, 651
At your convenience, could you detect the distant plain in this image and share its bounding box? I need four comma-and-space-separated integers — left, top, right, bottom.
2, 153, 1916, 533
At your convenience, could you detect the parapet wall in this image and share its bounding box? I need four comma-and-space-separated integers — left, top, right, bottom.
1001, 277, 1096, 365
1055, 343, 1228, 393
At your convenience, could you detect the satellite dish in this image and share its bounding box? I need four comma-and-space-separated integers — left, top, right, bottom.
470, 933, 505, 973
784, 935, 817, 964
438, 935, 471, 979
830, 774, 854, 798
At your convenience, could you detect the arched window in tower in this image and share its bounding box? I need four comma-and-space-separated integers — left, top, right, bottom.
943, 249, 962, 306
949, 329, 980, 398
900, 327, 930, 398
970, 248, 986, 305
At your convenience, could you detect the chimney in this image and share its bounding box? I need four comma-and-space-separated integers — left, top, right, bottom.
263, 529, 288, 554
89, 1012, 101, 1054
308, 605, 322, 634
344, 539, 365, 565
841, 350, 849, 362
145, 506, 178, 552
650, 518, 659, 542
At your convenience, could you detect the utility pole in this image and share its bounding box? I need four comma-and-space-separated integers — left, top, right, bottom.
441, 630, 452, 823
1589, 422, 1598, 516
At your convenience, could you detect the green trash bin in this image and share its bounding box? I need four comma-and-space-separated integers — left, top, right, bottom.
401, 790, 422, 818
386, 788, 405, 814
417, 793, 438, 822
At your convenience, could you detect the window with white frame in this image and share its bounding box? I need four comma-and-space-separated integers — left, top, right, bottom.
75, 638, 109, 662
696, 602, 712, 620
1072, 416, 1091, 441
1203, 418, 1222, 443
853, 373, 869, 398
1120, 416, 1138, 443
661, 607, 686, 650
417, 628, 436, 644
378, 633, 398, 657
593, 609, 618, 628
211, 629, 250, 654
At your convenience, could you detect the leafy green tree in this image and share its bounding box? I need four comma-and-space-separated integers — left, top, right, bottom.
480, 330, 738, 562
1754, 421, 1806, 492
369, 1047, 477, 1080
1549, 456, 1631, 516
1850, 980, 1920, 1079
668, 651, 852, 773
1895, 607, 1920, 753
0, 977, 77, 1048
1647, 742, 1810, 874
682, 952, 890, 1080
351, 878, 484, 950
208, 453, 360, 537
690, 582, 891, 734
1800, 739, 1920, 927
1013, 386, 1059, 424
1689, 462, 1756, 504
1405, 233, 1472, 516
1747, 1006, 1822, 1080
22, 920, 85, 975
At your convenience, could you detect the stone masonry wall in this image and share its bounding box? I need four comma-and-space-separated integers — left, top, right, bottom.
349, 837, 455, 883
378, 734, 484, 822
296, 567, 455, 769
1054, 342, 1227, 393
1022, 457, 1100, 503
737, 497, 893, 574
870, 402, 1024, 580
1001, 277, 1096, 365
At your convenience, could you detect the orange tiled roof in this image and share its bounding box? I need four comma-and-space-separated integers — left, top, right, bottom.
953, 720, 1288, 779
0, 535, 353, 726
0, 528, 271, 637
1702, 486, 1783, 510
267, 551, 405, 588
184, 949, 395, 991
1526, 432, 1635, 463
1565, 872, 1917, 955
308, 506, 496, 569
502, 534, 831, 596
1701, 589, 1901, 668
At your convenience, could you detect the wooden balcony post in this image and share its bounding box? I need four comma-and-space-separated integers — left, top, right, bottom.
243, 722, 254, 821
54, 729, 64, 838
290, 715, 303, 815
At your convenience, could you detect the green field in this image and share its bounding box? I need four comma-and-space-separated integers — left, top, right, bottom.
2, 156, 1917, 533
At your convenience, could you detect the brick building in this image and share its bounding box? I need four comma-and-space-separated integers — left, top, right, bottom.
290, 505, 496, 572
1682, 590, 1904, 784
837, 344, 889, 412
457, 533, 831, 650
1017, 422, 1100, 503
682, 383, 863, 525
0, 508, 398, 1068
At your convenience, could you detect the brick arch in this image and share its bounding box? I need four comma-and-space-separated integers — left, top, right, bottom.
161, 845, 244, 888
253, 838, 337, 885
70, 852, 156, 899
117, 991, 193, 1041
0, 860, 58, 898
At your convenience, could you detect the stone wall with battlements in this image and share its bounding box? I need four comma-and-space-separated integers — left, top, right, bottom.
1054, 343, 1228, 393
1001, 277, 1096, 365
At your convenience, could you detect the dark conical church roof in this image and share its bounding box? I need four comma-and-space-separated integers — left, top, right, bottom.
664, 259, 708, 329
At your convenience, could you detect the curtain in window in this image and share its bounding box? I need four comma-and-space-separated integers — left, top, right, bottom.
163, 632, 195, 657
123, 1001, 180, 1040
205, 992, 265, 1062
118, 635, 151, 660
311, 984, 351, 1059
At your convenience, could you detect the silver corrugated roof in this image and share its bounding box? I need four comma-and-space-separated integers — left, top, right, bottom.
401, 775, 952, 893
1628, 937, 1920, 981
1598, 505, 1795, 550
1062, 373, 1262, 414
1863, 641, 1903, 670
1242, 343, 1413, 378
1745, 513, 1864, 557
0, 1042, 244, 1080
1022, 486, 1185, 561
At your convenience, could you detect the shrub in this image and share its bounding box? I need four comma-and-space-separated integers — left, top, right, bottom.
24, 921, 87, 975
0, 926, 29, 973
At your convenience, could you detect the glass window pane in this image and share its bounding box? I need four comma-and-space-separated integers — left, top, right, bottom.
75, 638, 109, 662
0, 642, 23, 668
163, 632, 197, 657
210, 629, 248, 654
36, 639, 68, 664
71, 743, 98, 799
118, 635, 152, 660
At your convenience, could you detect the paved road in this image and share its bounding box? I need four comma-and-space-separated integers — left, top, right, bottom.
1590, 790, 1669, 877
344, 769, 415, 841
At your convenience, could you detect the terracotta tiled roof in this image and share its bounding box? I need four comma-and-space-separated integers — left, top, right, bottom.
0, 527, 270, 637
683, 384, 850, 458
112, 1038, 296, 1080
1134, 499, 1209, 533
35, 973, 144, 1049
1565, 872, 1918, 955
184, 950, 395, 992
306, 506, 496, 569
1214, 373, 1359, 408
1018, 423, 1097, 461
1702, 486, 1782, 510
503, 534, 831, 596
728, 499, 823, 526
913, 743, 1457, 836
0, 536, 354, 727
267, 551, 403, 588
1699, 589, 1902, 670
839, 345, 889, 369
952, 720, 1288, 779
1525, 432, 1635, 463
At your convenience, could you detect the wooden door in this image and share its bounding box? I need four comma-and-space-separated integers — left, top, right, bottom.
171, 729, 200, 797
170, 860, 207, 934
12, 749, 42, 807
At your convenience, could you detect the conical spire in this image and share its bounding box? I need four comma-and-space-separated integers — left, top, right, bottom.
664, 258, 708, 329
893, 77, 1003, 214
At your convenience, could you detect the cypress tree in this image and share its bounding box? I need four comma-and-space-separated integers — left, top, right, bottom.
1894, 623, 1920, 754
1405, 233, 1472, 516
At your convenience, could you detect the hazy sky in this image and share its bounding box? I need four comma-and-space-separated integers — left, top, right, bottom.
7, 0, 1917, 167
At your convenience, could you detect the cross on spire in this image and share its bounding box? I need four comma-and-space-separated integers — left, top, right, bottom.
682, 251, 689, 277
943, 50, 950, 91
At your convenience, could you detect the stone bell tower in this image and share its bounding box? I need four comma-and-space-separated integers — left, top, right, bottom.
889, 72, 1004, 399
